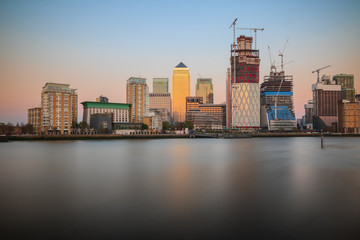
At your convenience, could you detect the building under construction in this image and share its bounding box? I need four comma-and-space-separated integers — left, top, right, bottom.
260, 71, 296, 131
227, 35, 260, 130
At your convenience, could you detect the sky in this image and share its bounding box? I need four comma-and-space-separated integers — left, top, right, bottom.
0, 0, 359, 124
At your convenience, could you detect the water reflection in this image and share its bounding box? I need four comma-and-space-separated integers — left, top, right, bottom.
0, 138, 360, 238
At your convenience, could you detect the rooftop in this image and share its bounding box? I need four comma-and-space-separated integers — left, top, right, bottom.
175, 62, 188, 68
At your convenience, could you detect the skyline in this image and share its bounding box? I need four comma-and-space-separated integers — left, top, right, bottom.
1, 0, 360, 123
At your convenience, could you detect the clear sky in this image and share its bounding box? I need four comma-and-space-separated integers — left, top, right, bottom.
1, 0, 359, 123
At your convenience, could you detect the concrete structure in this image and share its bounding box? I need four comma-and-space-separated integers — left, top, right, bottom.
196, 78, 213, 104
153, 78, 169, 93
90, 113, 112, 134
229, 35, 260, 130
338, 100, 360, 133
333, 74, 355, 102
126, 77, 149, 123
96, 95, 109, 103
260, 71, 296, 131
27, 107, 42, 134
303, 100, 314, 129
312, 75, 341, 130
81, 102, 131, 125
172, 62, 190, 122
41, 83, 77, 135
149, 93, 171, 122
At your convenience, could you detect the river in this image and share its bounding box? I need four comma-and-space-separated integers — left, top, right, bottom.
1, 137, 359, 238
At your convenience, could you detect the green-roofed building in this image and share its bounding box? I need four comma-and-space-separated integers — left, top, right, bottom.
81, 101, 131, 125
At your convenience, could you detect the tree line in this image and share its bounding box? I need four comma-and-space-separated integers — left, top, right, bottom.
0, 123, 34, 135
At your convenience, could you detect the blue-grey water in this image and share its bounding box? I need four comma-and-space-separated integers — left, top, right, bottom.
1, 137, 360, 239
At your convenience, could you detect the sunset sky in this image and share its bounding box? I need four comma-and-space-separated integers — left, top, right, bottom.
1, 0, 359, 124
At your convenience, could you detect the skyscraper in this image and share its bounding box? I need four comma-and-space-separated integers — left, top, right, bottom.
126, 77, 149, 123
229, 35, 260, 130
196, 78, 213, 104
153, 78, 169, 93
41, 83, 77, 135
172, 62, 190, 122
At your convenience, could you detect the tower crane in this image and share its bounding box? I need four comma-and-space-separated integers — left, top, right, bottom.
312, 65, 331, 82
268, 45, 276, 73
278, 38, 289, 72
237, 27, 264, 49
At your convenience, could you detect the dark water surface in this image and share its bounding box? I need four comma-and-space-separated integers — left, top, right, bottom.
1, 137, 360, 239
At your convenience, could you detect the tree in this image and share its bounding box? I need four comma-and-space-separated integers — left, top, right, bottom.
141, 123, 148, 130
162, 121, 170, 130
79, 121, 89, 130
6, 123, 15, 135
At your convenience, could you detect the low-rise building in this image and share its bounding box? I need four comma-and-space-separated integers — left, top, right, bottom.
90, 113, 112, 134
82, 101, 131, 125
338, 100, 360, 134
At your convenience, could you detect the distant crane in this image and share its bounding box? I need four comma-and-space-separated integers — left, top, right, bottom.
268, 45, 276, 73
312, 65, 331, 82
278, 38, 289, 72
237, 27, 264, 49
229, 18, 238, 84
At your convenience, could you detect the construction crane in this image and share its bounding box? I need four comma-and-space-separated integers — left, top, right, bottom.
278, 38, 289, 72
312, 65, 331, 82
237, 27, 264, 49
268, 45, 276, 73
229, 18, 237, 84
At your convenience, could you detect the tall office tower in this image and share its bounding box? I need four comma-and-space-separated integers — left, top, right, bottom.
172, 62, 190, 122
96, 95, 109, 103
229, 35, 260, 130
41, 83, 77, 135
312, 75, 341, 130
27, 107, 42, 134
260, 70, 296, 131
226, 68, 231, 127
333, 74, 355, 102
196, 78, 213, 104
153, 78, 169, 93
149, 93, 172, 122
126, 77, 149, 123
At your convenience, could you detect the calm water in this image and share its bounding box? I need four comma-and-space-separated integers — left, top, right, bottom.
1, 137, 360, 239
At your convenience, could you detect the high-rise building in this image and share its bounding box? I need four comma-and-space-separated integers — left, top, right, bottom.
312, 75, 341, 130
338, 100, 360, 133
41, 83, 77, 135
172, 62, 190, 122
81, 102, 131, 125
153, 78, 169, 93
27, 107, 42, 134
260, 70, 296, 131
333, 74, 355, 102
126, 77, 149, 123
196, 78, 213, 104
229, 35, 260, 130
149, 93, 171, 122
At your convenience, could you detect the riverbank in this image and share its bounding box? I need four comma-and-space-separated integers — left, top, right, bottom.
2, 132, 360, 141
